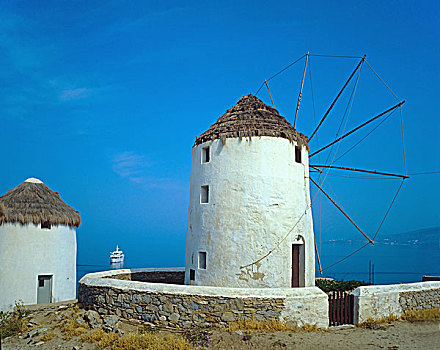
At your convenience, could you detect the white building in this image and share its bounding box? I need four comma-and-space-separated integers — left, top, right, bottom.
0, 178, 80, 311
185, 95, 315, 288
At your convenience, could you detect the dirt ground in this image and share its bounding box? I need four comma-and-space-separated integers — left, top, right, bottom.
2, 300, 440, 349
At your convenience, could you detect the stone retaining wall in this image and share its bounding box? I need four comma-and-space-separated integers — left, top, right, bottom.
351, 281, 440, 324
78, 268, 329, 328
399, 288, 440, 311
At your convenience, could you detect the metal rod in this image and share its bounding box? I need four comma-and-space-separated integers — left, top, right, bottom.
265, 80, 275, 108
322, 241, 370, 272
310, 100, 405, 158
309, 177, 374, 244
294, 52, 309, 129
308, 55, 366, 142
309, 165, 324, 173
369, 260, 371, 284
314, 233, 323, 274
309, 164, 409, 179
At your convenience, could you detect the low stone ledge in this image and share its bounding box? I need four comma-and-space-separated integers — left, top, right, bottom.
351, 281, 440, 324
78, 268, 329, 329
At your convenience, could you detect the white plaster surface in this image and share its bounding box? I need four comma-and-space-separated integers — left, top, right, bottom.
0, 222, 77, 311
281, 291, 329, 328
351, 282, 440, 324
24, 178, 43, 183
80, 268, 324, 299
185, 137, 315, 288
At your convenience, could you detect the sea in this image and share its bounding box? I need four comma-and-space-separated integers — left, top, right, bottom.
76, 241, 440, 287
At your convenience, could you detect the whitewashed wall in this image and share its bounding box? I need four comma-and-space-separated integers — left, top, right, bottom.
351, 281, 440, 324
185, 136, 315, 288
0, 222, 77, 311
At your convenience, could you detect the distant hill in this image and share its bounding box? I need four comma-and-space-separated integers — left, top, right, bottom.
379, 227, 440, 246
325, 227, 440, 246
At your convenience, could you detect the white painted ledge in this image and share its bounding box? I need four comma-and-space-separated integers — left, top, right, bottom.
79, 268, 326, 299
351, 281, 440, 296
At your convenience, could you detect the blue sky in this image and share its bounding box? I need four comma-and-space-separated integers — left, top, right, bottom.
1, 0, 438, 268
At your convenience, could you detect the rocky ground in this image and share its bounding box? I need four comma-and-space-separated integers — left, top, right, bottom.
2, 300, 440, 349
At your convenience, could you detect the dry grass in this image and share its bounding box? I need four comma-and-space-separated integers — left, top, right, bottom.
61, 318, 89, 339
301, 323, 320, 332
359, 309, 440, 329
81, 329, 193, 350
39, 332, 57, 342
401, 308, 440, 322
228, 317, 321, 334
358, 314, 400, 329
228, 317, 292, 332
0, 300, 31, 338
117, 333, 193, 350
81, 329, 119, 348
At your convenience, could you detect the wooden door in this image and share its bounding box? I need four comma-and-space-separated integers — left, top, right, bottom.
291, 245, 300, 287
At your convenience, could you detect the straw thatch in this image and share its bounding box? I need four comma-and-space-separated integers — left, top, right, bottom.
0, 180, 81, 227
194, 94, 309, 149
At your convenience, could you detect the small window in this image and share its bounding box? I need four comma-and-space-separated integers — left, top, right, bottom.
190, 269, 195, 281
295, 146, 301, 163
201, 185, 209, 203
41, 221, 51, 229
39, 278, 44, 287
198, 251, 207, 269
202, 146, 210, 163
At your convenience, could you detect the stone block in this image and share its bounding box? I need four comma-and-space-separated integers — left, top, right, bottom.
182, 321, 192, 328
142, 313, 157, 322
105, 294, 113, 305
146, 304, 159, 312
191, 301, 201, 310
85, 310, 102, 329
163, 303, 173, 313
142, 295, 151, 304
104, 315, 118, 326
169, 313, 180, 322
221, 312, 235, 322
230, 299, 244, 310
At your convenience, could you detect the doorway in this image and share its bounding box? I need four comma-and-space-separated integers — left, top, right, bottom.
37, 275, 52, 304
292, 245, 300, 287
291, 240, 305, 287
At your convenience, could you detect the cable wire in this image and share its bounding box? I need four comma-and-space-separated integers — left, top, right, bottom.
365, 60, 401, 102
373, 179, 405, 240
333, 108, 397, 162
255, 54, 306, 95
409, 171, 440, 175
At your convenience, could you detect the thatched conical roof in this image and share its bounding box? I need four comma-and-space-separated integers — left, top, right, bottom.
194, 94, 308, 148
0, 178, 81, 227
